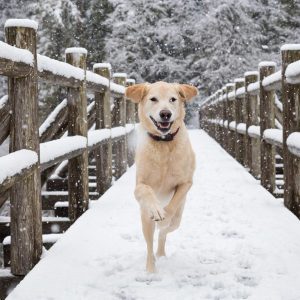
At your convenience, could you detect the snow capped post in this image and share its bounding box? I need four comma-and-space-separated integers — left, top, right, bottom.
5, 19, 42, 275
244, 71, 259, 174
234, 78, 245, 164
281, 44, 300, 216
112, 73, 127, 178
65, 47, 89, 222
93, 63, 112, 195
259, 62, 276, 193
226, 83, 235, 157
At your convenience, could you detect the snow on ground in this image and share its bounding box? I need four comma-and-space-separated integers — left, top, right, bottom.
7, 130, 300, 300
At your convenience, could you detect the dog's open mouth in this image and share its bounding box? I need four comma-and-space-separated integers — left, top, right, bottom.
150, 116, 173, 133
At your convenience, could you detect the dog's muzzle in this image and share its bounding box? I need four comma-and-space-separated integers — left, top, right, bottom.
150, 115, 173, 133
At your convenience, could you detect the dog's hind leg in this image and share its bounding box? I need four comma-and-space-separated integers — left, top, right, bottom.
141, 212, 156, 273
157, 230, 167, 257
156, 200, 186, 258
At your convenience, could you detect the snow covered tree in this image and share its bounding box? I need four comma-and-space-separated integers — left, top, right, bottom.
81, 0, 113, 68
105, 0, 300, 100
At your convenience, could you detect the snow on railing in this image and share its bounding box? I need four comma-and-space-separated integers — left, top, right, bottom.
285, 60, 300, 84
0, 43, 124, 95
263, 129, 283, 148
0, 41, 34, 66
0, 95, 8, 109
262, 70, 281, 88
248, 125, 260, 138
0, 149, 38, 185
40, 136, 87, 165
287, 132, 300, 157
88, 129, 110, 148
236, 123, 246, 134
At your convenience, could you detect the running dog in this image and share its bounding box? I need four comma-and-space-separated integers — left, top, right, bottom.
125, 81, 198, 272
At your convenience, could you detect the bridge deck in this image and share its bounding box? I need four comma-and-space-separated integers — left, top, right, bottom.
7, 130, 300, 300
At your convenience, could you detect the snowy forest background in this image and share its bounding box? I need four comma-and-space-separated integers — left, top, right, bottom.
0, 0, 299, 123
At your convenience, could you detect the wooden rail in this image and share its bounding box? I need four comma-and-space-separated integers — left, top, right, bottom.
199, 44, 300, 220
0, 18, 137, 286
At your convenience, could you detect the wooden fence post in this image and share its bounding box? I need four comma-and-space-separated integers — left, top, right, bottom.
93, 63, 112, 195
216, 90, 222, 144
126, 78, 136, 167
126, 79, 136, 125
226, 83, 235, 156
221, 87, 227, 149
245, 71, 259, 170
65, 47, 89, 222
234, 78, 245, 164
5, 19, 42, 275
281, 45, 300, 216
259, 62, 276, 193
112, 73, 127, 178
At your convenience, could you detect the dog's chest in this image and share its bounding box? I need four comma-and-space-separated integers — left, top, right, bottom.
142, 144, 191, 187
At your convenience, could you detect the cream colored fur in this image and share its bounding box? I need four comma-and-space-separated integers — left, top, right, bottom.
125, 81, 197, 273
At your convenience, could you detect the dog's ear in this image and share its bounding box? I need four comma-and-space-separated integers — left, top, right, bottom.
125, 83, 149, 103
176, 84, 198, 101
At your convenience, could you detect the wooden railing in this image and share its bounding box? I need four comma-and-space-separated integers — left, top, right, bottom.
0, 18, 138, 287
199, 44, 300, 220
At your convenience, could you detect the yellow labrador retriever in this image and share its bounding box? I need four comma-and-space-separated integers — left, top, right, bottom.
125, 81, 198, 273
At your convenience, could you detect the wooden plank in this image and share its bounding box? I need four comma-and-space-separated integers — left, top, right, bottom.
40, 148, 85, 171
260, 62, 276, 193
6, 22, 42, 275
0, 161, 38, 194
38, 69, 82, 88
281, 45, 300, 217
65, 48, 89, 222
42, 192, 68, 210
0, 57, 32, 77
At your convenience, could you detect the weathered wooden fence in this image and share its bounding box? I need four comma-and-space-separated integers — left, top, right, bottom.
0, 19, 137, 297
199, 44, 300, 220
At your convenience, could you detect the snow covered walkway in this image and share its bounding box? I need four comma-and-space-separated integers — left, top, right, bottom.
8, 130, 300, 300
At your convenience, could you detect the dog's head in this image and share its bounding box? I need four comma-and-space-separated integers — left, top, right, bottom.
125, 81, 198, 136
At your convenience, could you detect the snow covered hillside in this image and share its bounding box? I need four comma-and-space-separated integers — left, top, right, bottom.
7, 130, 300, 300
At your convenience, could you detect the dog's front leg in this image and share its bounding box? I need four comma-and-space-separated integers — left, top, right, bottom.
158, 182, 192, 228
135, 183, 165, 221
135, 183, 165, 273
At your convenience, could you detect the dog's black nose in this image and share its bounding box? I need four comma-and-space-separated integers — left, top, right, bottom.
159, 110, 172, 121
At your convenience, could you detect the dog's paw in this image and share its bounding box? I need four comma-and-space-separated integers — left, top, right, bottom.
148, 202, 165, 221
156, 216, 171, 228
156, 206, 174, 228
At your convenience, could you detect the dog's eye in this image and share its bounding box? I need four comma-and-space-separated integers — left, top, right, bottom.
150, 97, 158, 102
170, 97, 177, 103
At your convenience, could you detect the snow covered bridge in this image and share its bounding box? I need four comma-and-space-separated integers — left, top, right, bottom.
6, 130, 300, 300
1, 17, 300, 300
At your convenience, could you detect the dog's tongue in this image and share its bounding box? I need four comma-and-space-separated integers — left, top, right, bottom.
159, 122, 170, 128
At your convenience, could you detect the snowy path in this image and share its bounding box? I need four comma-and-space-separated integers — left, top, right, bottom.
8, 130, 300, 300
